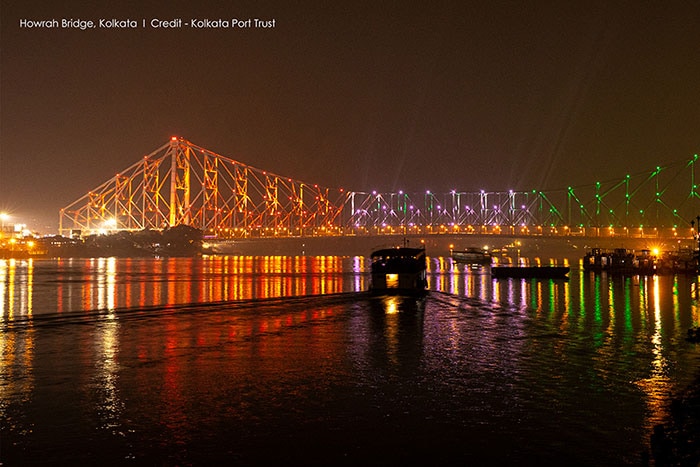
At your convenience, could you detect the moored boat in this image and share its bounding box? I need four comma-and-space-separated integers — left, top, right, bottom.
582, 247, 700, 275
583, 248, 655, 274
452, 247, 492, 265
369, 246, 428, 294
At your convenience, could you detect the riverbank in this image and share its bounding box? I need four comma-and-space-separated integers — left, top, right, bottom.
4, 228, 694, 261
204, 233, 693, 259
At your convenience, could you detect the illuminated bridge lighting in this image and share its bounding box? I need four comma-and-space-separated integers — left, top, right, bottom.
60, 138, 700, 238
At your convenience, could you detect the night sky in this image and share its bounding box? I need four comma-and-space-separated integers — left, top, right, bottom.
1, 1, 699, 232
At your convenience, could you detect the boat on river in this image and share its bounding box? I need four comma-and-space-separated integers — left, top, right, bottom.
583, 248, 656, 274
491, 265, 570, 279
583, 247, 699, 275
369, 246, 428, 295
451, 247, 492, 265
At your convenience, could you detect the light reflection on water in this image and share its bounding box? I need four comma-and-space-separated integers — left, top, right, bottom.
0, 256, 367, 319
1, 256, 700, 464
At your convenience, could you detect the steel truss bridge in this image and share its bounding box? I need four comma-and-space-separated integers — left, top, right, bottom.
60, 137, 700, 238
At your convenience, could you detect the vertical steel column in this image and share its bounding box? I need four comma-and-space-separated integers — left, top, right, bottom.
169, 139, 178, 226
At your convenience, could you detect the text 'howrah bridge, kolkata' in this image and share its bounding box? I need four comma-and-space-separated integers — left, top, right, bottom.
59, 137, 700, 242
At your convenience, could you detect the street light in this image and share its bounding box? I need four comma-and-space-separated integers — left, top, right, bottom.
0, 212, 9, 233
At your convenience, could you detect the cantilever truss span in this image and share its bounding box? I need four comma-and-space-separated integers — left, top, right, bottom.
60, 138, 700, 237
60, 138, 348, 236
345, 157, 700, 235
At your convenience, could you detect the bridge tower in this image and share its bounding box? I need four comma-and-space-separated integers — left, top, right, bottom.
59, 137, 348, 237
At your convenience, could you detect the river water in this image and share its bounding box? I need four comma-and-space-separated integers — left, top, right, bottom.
1, 256, 700, 465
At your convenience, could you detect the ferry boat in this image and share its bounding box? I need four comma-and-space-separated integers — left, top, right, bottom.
451, 247, 492, 265
583, 248, 656, 274
369, 246, 428, 294
583, 247, 699, 275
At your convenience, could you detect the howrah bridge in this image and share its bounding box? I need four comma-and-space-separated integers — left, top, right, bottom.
59, 137, 700, 241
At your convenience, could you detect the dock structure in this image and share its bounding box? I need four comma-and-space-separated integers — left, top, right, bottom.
583, 247, 698, 275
